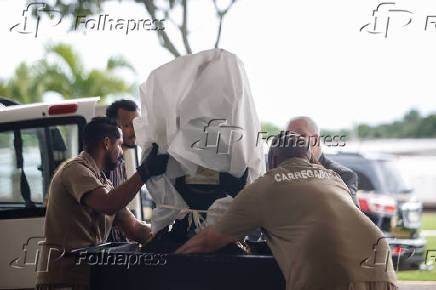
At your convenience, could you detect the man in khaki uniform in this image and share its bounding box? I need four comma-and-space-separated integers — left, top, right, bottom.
36, 117, 169, 290
286, 116, 359, 208
176, 134, 397, 290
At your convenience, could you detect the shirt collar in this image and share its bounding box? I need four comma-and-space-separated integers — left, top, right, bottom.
80, 151, 105, 179
278, 157, 313, 168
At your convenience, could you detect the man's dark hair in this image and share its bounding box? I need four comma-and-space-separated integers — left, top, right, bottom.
267, 132, 312, 170
106, 99, 139, 120
83, 117, 121, 153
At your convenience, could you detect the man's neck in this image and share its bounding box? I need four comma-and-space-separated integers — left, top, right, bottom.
87, 151, 105, 172
278, 156, 310, 166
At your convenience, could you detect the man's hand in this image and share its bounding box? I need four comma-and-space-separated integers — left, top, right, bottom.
175, 226, 234, 254
137, 143, 169, 182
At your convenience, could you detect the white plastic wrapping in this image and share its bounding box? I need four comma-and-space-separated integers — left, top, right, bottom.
204, 196, 234, 227
134, 49, 265, 234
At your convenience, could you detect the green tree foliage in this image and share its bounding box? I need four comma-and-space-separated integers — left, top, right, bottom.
37, 43, 134, 101
320, 128, 351, 141
404, 109, 420, 122
4, 62, 45, 104
331, 109, 436, 139
0, 80, 11, 99
0, 43, 134, 104
261, 122, 282, 138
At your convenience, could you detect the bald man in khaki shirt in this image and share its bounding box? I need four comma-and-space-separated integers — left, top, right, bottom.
176, 134, 397, 290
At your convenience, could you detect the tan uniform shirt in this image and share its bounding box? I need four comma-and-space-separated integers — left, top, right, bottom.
36, 151, 130, 287
215, 157, 396, 290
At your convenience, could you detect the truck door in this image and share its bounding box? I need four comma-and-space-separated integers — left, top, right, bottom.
0, 116, 85, 289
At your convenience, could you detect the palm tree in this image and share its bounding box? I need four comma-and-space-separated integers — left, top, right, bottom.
1, 62, 44, 104
34, 43, 135, 102
1, 43, 135, 104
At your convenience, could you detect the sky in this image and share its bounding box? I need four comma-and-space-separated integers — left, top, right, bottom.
1, 0, 436, 130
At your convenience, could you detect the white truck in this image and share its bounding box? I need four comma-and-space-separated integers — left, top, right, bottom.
0, 97, 143, 289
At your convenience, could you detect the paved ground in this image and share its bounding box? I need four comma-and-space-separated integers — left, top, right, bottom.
398, 281, 436, 290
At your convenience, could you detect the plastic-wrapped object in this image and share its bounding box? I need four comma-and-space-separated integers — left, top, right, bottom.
134, 49, 265, 234
204, 196, 234, 227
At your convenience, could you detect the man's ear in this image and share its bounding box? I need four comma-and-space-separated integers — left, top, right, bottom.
308, 150, 319, 164
103, 137, 111, 151
311, 134, 320, 147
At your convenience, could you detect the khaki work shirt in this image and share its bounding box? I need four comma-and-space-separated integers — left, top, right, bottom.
37, 151, 130, 287
215, 157, 396, 290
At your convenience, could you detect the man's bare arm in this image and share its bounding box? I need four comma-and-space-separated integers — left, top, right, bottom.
175, 226, 234, 254
176, 179, 267, 255
82, 173, 144, 215
83, 143, 169, 215
114, 209, 152, 244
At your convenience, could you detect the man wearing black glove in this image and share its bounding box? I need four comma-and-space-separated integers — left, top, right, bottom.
36, 117, 169, 290
137, 143, 169, 182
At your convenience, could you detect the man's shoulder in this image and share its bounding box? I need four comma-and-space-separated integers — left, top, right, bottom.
319, 154, 358, 186
60, 154, 88, 172
57, 154, 97, 182
240, 171, 277, 196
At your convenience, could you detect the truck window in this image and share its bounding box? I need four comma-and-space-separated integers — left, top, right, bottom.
0, 122, 82, 208
355, 171, 375, 191
0, 129, 43, 203
377, 160, 410, 194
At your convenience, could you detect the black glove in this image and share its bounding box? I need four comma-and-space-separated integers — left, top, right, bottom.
137, 143, 169, 182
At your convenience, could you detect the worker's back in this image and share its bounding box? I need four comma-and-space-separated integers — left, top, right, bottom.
217, 157, 396, 290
